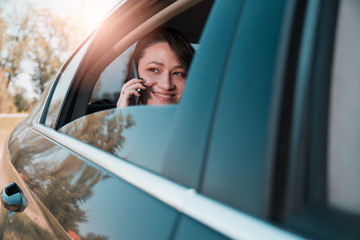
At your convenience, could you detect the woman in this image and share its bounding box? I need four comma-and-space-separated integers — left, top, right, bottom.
117, 28, 194, 107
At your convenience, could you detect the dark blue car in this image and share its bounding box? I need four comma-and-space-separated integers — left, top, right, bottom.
1, 0, 360, 239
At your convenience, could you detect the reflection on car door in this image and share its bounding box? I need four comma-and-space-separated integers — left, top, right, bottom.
5, 126, 179, 239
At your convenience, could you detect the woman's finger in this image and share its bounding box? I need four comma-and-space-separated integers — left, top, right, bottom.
117, 79, 146, 108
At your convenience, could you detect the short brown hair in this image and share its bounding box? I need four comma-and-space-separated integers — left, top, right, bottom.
132, 27, 194, 71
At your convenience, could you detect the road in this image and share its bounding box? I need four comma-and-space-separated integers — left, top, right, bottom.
0, 113, 28, 157
0, 113, 29, 118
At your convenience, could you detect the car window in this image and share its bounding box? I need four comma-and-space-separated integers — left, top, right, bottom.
87, 44, 136, 113
54, 0, 208, 128
25, 85, 51, 124
58, 0, 214, 177
44, 39, 91, 128
60, 106, 176, 173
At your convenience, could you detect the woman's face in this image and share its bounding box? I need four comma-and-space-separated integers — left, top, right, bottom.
138, 42, 187, 105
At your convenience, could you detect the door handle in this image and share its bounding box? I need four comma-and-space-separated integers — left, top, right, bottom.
1, 182, 28, 213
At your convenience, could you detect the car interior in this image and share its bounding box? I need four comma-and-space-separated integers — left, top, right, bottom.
54, 0, 215, 130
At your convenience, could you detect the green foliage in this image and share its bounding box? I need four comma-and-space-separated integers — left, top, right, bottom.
13, 110, 136, 237
27, 8, 73, 97
0, 1, 83, 112
0, 78, 16, 112
81, 232, 109, 240
2, 213, 53, 240
62, 110, 136, 155
0, 3, 32, 88
21, 154, 106, 234
14, 89, 30, 112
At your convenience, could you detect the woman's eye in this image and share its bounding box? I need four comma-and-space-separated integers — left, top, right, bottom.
173, 72, 186, 77
149, 68, 159, 72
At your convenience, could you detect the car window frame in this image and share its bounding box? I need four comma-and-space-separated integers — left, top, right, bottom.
41, 35, 94, 127
52, 0, 213, 184
54, 0, 184, 130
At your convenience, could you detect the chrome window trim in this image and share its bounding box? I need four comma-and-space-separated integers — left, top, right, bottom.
182, 194, 305, 240
38, 78, 58, 124
33, 123, 190, 210
33, 123, 303, 240
45, 39, 92, 128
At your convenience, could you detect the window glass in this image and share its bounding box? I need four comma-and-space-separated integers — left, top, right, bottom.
328, 0, 360, 214
45, 40, 91, 128
88, 42, 198, 109
25, 86, 51, 124
60, 106, 176, 173
89, 44, 136, 105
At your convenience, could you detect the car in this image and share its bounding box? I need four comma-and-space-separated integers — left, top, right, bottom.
1, 0, 360, 239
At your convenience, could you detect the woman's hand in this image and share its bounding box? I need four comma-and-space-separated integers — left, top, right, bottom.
117, 78, 146, 108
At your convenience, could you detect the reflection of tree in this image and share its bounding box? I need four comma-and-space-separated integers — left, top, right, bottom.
13, 109, 135, 238
15, 136, 106, 237
46, 98, 62, 128
62, 109, 136, 155
3, 212, 53, 240
80, 232, 109, 240
20, 153, 107, 233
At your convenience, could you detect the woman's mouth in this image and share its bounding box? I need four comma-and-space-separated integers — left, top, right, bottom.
152, 91, 174, 101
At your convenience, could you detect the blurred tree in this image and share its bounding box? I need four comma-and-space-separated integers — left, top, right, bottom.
27, 8, 73, 97
0, 1, 81, 111
0, 78, 16, 112
0, 3, 7, 57
14, 87, 30, 112
14, 110, 135, 236
0, 4, 10, 112
81, 232, 109, 240
0, 2, 29, 112
0, 1, 30, 89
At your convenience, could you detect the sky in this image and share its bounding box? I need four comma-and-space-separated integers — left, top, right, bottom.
34, 0, 120, 32
7, 0, 121, 99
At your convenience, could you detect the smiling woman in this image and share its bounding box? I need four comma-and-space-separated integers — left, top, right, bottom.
117, 27, 195, 107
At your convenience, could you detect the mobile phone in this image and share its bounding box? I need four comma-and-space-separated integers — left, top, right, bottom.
132, 61, 141, 105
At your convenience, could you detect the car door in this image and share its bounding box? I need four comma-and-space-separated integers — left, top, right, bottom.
175, 0, 360, 239
171, 0, 304, 238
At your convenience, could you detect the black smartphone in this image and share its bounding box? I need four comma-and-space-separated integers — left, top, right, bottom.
132, 61, 141, 105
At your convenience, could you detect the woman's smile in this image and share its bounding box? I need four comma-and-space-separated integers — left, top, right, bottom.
152, 91, 175, 101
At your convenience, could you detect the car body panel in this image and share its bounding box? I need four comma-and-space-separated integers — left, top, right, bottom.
3, 125, 179, 239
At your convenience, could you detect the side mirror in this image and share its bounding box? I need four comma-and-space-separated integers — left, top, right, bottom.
1, 182, 28, 213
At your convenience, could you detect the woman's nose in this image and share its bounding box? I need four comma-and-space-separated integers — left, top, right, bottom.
157, 73, 174, 90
